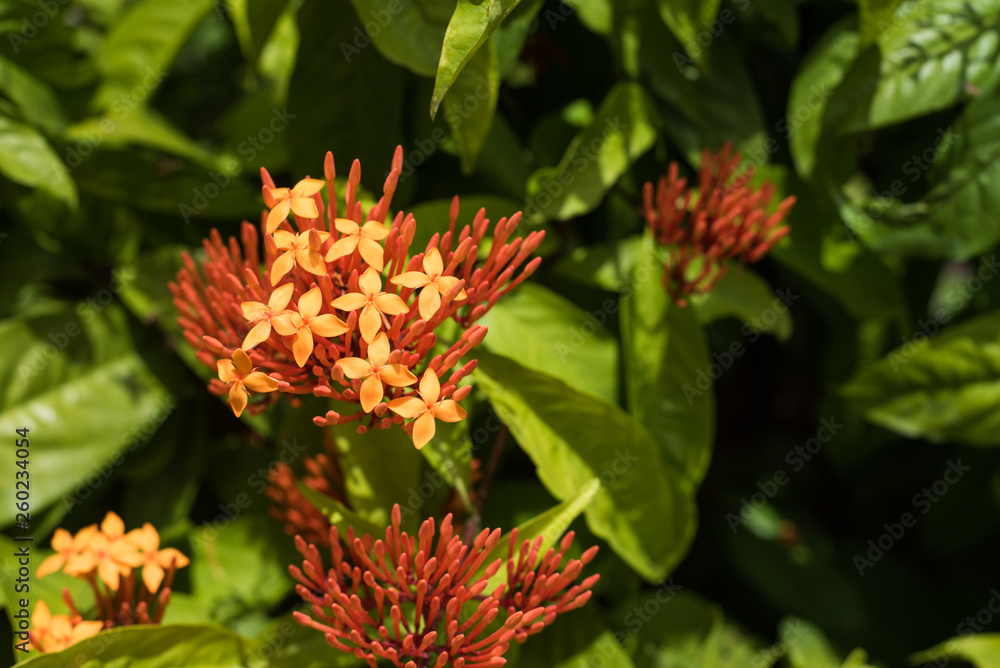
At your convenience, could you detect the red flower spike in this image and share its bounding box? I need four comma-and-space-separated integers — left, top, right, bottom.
642, 143, 794, 306
172, 147, 543, 447
291, 504, 598, 668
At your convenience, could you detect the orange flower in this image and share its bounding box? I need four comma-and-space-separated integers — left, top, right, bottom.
330, 267, 409, 343
36, 528, 77, 578
217, 349, 280, 417
64, 530, 139, 590
270, 229, 329, 285
27, 601, 103, 653
125, 524, 191, 593
336, 333, 417, 412
272, 287, 349, 367
388, 368, 467, 449
325, 218, 390, 271
240, 283, 296, 350
265, 178, 325, 233
390, 248, 467, 321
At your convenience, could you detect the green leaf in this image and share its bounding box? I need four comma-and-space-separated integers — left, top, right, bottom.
345, 0, 452, 77
0, 115, 76, 207
333, 422, 422, 528
525, 82, 656, 222
480, 282, 619, 403
781, 617, 841, 668
690, 266, 792, 340
246, 613, 366, 668
441, 38, 499, 173
297, 482, 384, 536
0, 55, 67, 131
94, 0, 217, 109
517, 606, 637, 668
912, 634, 1000, 667
842, 310, 1000, 445
13, 624, 247, 667
431, 0, 521, 116
858, 0, 903, 46
0, 303, 172, 526
417, 420, 473, 511
474, 349, 697, 582
621, 236, 715, 484
653, 0, 722, 69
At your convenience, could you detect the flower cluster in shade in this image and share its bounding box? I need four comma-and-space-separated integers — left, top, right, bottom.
172, 147, 544, 449
291, 505, 599, 668
642, 143, 795, 306
30, 512, 189, 652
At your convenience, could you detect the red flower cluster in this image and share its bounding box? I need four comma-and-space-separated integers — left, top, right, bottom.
291, 505, 599, 668
642, 144, 794, 305
172, 147, 544, 447
267, 446, 346, 548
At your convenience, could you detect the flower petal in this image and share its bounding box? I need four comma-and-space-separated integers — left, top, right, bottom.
387, 396, 426, 419
242, 320, 272, 350
272, 229, 296, 249
292, 177, 326, 197
157, 547, 190, 569
292, 328, 315, 367
380, 364, 417, 387
361, 220, 390, 241
358, 236, 385, 271
296, 249, 326, 276
70, 621, 104, 644
269, 283, 296, 311
418, 286, 442, 322
290, 197, 319, 219
129, 524, 159, 553
359, 374, 384, 413
367, 332, 390, 366
433, 399, 468, 422
52, 528, 74, 551
37, 553, 65, 579
229, 383, 249, 417
232, 349, 254, 376
412, 412, 436, 449
32, 600, 51, 627
419, 369, 441, 403
336, 357, 373, 379
142, 562, 165, 593
217, 360, 237, 383
101, 511, 125, 538
358, 267, 382, 296
266, 200, 291, 233
269, 250, 296, 286
435, 276, 466, 300
390, 271, 430, 289
331, 292, 368, 311
374, 292, 409, 316
325, 236, 359, 262
359, 304, 382, 343
244, 372, 279, 393
271, 312, 301, 336
298, 287, 324, 319
334, 217, 360, 235
241, 300, 268, 321
309, 314, 348, 338
109, 541, 143, 568
422, 248, 444, 276
97, 559, 120, 590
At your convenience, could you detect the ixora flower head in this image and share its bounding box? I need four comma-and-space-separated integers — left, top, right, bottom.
172, 147, 544, 448
291, 505, 599, 668
642, 143, 795, 306
30, 512, 189, 652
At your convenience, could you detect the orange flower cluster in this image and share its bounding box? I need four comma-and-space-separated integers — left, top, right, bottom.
30, 512, 189, 652
291, 505, 598, 668
642, 144, 794, 306
172, 147, 544, 448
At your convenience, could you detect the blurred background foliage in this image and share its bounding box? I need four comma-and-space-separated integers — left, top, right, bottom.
2, 0, 1000, 666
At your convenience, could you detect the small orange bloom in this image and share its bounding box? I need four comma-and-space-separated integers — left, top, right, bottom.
217, 349, 280, 417
390, 248, 467, 322
36, 528, 76, 578
388, 368, 467, 449
27, 601, 103, 653
336, 333, 417, 412
272, 287, 349, 367
331, 267, 409, 343
240, 283, 296, 350
125, 523, 191, 593
325, 218, 390, 271
265, 178, 325, 233
64, 530, 138, 590
270, 229, 329, 285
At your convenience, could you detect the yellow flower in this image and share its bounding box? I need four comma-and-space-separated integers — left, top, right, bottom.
125, 523, 190, 593
387, 369, 467, 449
330, 267, 409, 343
336, 333, 417, 413
265, 178, 325, 233
240, 283, 296, 350
27, 601, 103, 653
272, 287, 349, 367
217, 349, 280, 417
390, 248, 467, 321
270, 229, 329, 286
325, 218, 390, 271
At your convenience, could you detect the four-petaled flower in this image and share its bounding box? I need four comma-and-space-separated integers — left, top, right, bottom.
330, 267, 408, 343
27, 601, 103, 654
325, 218, 390, 271
273, 287, 349, 367
240, 283, 295, 350
217, 349, 280, 417
64, 530, 140, 590
388, 368, 467, 449
266, 178, 325, 233
37, 527, 83, 578
335, 333, 417, 412
271, 229, 329, 285
391, 247, 468, 322
124, 524, 191, 593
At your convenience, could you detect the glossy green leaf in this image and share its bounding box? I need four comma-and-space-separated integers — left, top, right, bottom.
0, 303, 172, 526
781, 617, 841, 668
912, 633, 1000, 667
14, 624, 246, 667
94, 0, 217, 109
480, 282, 619, 403
245, 614, 366, 667
0, 55, 67, 131
0, 115, 76, 207
842, 310, 1000, 445
474, 349, 697, 582
653, 0, 722, 69
858, 0, 903, 46
691, 265, 793, 341
431, 0, 522, 116
525, 82, 656, 222
621, 236, 715, 484
297, 483, 384, 537
441, 39, 499, 173
345, 0, 452, 77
